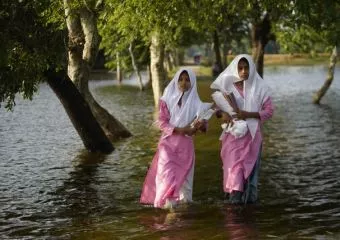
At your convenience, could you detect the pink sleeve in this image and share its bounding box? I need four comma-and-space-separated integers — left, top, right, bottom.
259, 97, 274, 123
158, 100, 175, 135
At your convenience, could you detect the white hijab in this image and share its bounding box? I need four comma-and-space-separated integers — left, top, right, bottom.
161, 68, 211, 128
210, 54, 270, 139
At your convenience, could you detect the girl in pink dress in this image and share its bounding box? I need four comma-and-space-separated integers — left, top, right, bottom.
140, 68, 212, 209
211, 54, 274, 204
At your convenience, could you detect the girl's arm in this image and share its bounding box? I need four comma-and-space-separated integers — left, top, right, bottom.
258, 97, 274, 123
158, 100, 196, 136
158, 100, 175, 135
234, 97, 274, 122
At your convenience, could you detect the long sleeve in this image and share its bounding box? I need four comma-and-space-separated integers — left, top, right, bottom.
158, 100, 175, 135
259, 97, 274, 123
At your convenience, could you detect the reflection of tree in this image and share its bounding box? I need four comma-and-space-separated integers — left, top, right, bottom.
54, 150, 107, 221
223, 205, 259, 240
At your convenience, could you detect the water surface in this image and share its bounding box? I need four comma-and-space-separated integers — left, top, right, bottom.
1, 65, 340, 239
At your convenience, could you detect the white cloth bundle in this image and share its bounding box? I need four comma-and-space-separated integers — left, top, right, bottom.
212, 91, 248, 139
190, 103, 215, 128
221, 120, 248, 140
211, 91, 235, 116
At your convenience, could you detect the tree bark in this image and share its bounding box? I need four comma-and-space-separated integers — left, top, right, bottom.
129, 42, 144, 91
64, 0, 131, 141
150, 32, 167, 107
222, 42, 229, 69
213, 30, 223, 74
116, 51, 122, 84
164, 50, 174, 72
251, 13, 271, 78
313, 46, 339, 104
144, 64, 152, 89
46, 69, 114, 153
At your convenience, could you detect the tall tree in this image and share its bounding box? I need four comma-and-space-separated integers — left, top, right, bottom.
294, 0, 339, 104
63, 0, 131, 140
103, 0, 194, 107
0, 0, 114, 153
276, 0, 339, 103
188, 0, 249, 71
242, 0, 293, 77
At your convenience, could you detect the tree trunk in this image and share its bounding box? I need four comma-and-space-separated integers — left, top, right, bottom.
313, 46, 339, 104
150, 32, 167, 107
164, 50, 173, 72
222, 42, 229, 69
129, 42, 144, 91
213, 30, 223, 74
251, 13, 271, 78
64, 0, 131, 141
46, 69, 114, 153
144, 64, 152, 89
172, 48, 179, 67
116, 51, 122, 84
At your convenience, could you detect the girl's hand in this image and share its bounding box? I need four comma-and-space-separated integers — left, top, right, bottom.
174, 126, 196, 136
235, 110, 247, 120
192, 119, 203, 130
222, 112, 233, 127
235, 110, 260, 120
184, 126, 197, 136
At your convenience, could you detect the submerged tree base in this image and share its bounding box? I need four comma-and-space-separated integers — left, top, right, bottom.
46, 69, 114, 154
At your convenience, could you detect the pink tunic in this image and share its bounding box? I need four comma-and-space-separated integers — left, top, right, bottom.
140, 100, 195, 208
221, 87, 274, 193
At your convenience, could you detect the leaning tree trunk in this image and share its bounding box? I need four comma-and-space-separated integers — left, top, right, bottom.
251, 13, 271, 78
313, 46, 339, 104
213, 30, 223, 74
64, 1, 131, 141
129, 42, 144, 91
46, 69, 114, 153
150, 32, 167, 107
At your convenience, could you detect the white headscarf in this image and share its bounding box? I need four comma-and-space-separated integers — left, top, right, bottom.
161, 68, 212, 128
210, 54, 271, 139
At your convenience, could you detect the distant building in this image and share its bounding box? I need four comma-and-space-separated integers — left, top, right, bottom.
265, 40, 280, 54
193, 52, 202, 65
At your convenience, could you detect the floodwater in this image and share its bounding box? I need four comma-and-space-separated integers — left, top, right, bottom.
1, 65, 340, 239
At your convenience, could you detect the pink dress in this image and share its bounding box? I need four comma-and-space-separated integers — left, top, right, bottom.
140, 100, 196, 208
221, 86, 274, 193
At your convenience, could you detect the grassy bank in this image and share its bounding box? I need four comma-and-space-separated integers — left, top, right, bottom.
261, 53, 331, 65
191, 53, 332, 67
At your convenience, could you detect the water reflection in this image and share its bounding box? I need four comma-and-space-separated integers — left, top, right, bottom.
223, 205, 259, 240
54, 150, 107, 217
139, 206, 192, 233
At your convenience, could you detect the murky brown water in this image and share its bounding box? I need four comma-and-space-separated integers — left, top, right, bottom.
1, 65, 340, 239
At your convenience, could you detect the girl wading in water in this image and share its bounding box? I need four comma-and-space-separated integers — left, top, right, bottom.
211, 54, 274, 204
140, 68, 213, 209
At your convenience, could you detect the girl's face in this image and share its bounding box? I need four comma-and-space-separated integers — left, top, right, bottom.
238, 60, 249, 81
178, 71, 191, 92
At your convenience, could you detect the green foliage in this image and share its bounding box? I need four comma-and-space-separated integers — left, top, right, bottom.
0, 1, 67, 110
294, 0, 339, 46
275, 24, 331, 54
276, 0, 339, 53
99, 0, 197, 72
